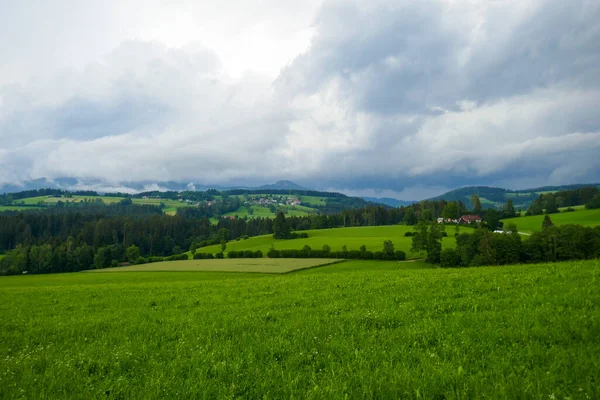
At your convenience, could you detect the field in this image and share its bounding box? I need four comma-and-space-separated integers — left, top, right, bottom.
503, 208, 600, 233
223, 205, 315, 219
196, 225, 462, 258
85, 259, 342, 274
0, 259, 598, 398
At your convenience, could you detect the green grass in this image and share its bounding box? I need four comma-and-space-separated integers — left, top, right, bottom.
0, 259, 598, 398
502, 208, 600, 233
195, 225, 461, 258
224, 205, 315, 219
85, 259, 342, 274
299, 195, 327, 205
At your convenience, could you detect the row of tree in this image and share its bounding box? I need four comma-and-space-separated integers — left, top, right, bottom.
432, 222, 600, 268
526, 186, 599, 215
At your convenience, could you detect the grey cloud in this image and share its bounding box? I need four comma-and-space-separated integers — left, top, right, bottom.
1, 0, 599, 196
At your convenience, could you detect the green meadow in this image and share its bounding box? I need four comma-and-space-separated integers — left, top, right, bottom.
85, 258, 341, 274
223, 205, 315, 219
0, 259, 598, 398
503, 208, 600, 233
195, 225, 461, 258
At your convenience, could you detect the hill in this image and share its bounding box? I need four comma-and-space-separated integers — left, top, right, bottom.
429, 183, 600, 210
501, 207, 600, 234
191, 224, 461, 259
362, 197, 413, 207
257, 180, 306, 190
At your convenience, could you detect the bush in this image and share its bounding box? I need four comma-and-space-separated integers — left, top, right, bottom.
267, 248, 280, 258
215, 252, 224, 259
194, 253, 214, 260
136, 257, 147, 265
404, 232, 415, 237
253, 250, 263, 258
441, 231, 448, 237
243, 235, 249, 240
440, 248, 461, 268
394, 250, 406, 261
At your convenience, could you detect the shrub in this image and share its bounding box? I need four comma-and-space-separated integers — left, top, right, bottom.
215, 252, 224, 259
404, 232, 415, 237
395, 250, 406, 261
253, 250, 263, 258
136, 257, 147, 265
440, 248, 461, 268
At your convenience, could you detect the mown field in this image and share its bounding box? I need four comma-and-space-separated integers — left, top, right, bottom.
0, 259, 598, 398
195, 225, 463, 258
85, 259, 341, 274
223, 204, 315, 219
503, 208, 600, 233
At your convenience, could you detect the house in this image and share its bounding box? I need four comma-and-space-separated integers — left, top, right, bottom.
437, 217, 444, 224
458, 215, 482, 224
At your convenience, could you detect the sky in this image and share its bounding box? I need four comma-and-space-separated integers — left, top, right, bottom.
1, 0, 599, 200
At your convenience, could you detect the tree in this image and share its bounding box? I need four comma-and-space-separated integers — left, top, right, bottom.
502, 199, 517, 218
189, 242, 198, 256
411, 220, 429, 253
322, 244, 331, 255
442, 202, 459, 220
220, 240, 227, 253
382, 240, 395, 257
440, 248, 461, 268
403, 207, 417, 225
542, 215, 554, 229
126, 245, 140, 264
545, 195, 558, 214
471, 194, 482, 214
273, 212, 291, 239
426, 223, 443, 263
484, 209, 502, 231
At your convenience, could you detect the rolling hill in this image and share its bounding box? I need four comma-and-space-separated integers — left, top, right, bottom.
428, 183, 600, 210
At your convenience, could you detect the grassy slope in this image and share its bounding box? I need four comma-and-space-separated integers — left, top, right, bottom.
85, 259, 342, 274
502, 208, 600, 233
196, 225, 462, 258
0, 260, 598, 398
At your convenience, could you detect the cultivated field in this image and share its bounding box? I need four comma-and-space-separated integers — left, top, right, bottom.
0, 260, 598, 398
85, 259, 342, 274
503, 208, 600, 233
195, 225, 461, 258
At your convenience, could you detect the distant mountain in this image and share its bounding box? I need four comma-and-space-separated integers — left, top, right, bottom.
363, 197, 413, 207
257, 180, 306, 190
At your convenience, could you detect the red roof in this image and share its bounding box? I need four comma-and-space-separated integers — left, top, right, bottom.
459, 215, 482, 222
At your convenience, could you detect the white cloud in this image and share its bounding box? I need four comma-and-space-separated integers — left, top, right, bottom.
0, 0, 599, 194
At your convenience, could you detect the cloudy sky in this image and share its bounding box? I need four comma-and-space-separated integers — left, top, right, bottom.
1, 0, 599, 200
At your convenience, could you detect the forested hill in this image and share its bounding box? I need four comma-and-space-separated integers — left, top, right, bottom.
428, 183, 600, 210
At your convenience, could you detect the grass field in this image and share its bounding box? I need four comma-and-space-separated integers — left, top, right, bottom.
503, 208, 600, 233
85, 259, 342, 274
223, 205, 316, 219
196, 225, 462, 259
0, 259, 598, 398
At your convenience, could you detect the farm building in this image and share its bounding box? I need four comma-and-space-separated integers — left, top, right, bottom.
458, 215, 483, 224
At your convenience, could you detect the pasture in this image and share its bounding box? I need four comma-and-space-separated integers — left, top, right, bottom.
503, 208, 600, 233
195, 225, 460, 259
85, 258, 342, 274
0, 259, 598, 398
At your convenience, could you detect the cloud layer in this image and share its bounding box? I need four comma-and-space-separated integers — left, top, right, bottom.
1, 0, 599, 199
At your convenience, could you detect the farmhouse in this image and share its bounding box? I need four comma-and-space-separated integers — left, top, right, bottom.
458, 215, 482, 224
